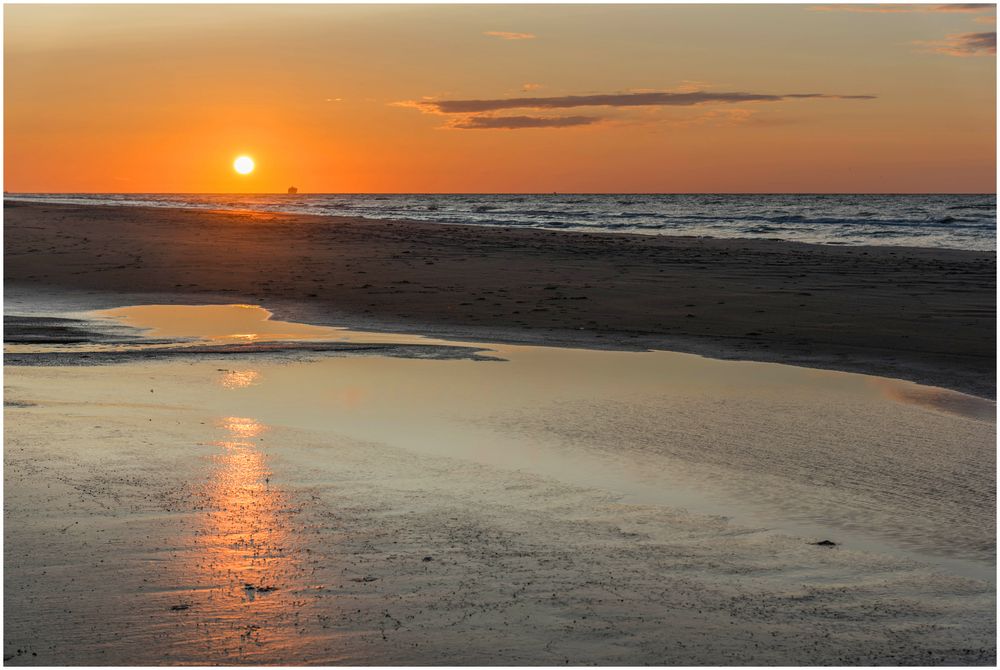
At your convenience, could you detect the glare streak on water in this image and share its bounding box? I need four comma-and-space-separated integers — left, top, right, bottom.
7, 192, 997, 251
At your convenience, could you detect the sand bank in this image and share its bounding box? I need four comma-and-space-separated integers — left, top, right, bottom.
4, 202, 995, 397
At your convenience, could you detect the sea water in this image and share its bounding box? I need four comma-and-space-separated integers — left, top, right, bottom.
7, 192, 996, 251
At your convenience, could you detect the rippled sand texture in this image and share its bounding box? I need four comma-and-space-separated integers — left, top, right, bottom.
4, 317, 995, 664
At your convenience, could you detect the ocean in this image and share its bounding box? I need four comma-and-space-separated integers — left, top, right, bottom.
7, 193, 996, 252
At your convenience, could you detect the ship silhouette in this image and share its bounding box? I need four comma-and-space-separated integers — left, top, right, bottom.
287, 186, 298, 195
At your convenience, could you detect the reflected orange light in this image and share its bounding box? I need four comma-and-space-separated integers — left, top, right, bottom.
181, 415, 303, 659
219, 369, 262, 390
221, 416, 268, 439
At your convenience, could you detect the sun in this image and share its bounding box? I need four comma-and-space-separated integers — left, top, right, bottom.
233, 155, 255, 175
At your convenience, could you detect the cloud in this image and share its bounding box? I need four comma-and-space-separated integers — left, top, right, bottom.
810, 4, 996, 56
395, 87, 875, 131
521, 83, 543, 91
484, 31, 536, 40
932, 4, 995, 12
811, 4, 993, 12
915, 30, 997, 55
449, 115, 600, 130
406, 90, 875, 115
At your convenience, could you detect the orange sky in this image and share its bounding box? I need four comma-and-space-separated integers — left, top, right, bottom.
4, 4, 996, 193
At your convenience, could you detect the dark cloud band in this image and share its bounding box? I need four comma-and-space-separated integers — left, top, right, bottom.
919, 30, 997, 55
421, 90, 875, 114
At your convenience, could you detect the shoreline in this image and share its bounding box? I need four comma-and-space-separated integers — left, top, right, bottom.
5, 194, 997, 254
5, 201, 996, 397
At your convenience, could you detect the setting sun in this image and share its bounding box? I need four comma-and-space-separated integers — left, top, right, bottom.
233, 155, 254, 175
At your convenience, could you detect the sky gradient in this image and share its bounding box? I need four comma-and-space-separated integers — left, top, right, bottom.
4, 4, 996, 193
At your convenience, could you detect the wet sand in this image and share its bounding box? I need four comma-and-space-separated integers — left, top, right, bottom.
4, 201, 996, 397
4, 305, 996, 665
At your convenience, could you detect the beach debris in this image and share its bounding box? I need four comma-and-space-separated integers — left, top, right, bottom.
811, 540, 838, 547
350, 575, 379, 582
170, 603, 191, 611
243, 583, 277, 602
422, 556, 434, 562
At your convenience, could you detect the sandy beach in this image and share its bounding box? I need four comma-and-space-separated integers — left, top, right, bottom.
3, 203, 997, 665
4, 202, 996, 397
5, 302, 996, 665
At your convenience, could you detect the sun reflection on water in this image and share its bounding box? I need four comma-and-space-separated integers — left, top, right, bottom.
221, 416, 268, 439
184, 414, 305, 660
218, 369, 262, 390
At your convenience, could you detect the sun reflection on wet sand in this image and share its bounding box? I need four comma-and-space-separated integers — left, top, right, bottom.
183, 414, 306, 661
96, 303, 461, 346
218, 369, 262, 390
221, 416, 268, 439
97, 304, 336, 343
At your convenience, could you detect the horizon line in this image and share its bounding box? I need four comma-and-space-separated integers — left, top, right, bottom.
5, 191, 997, 197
